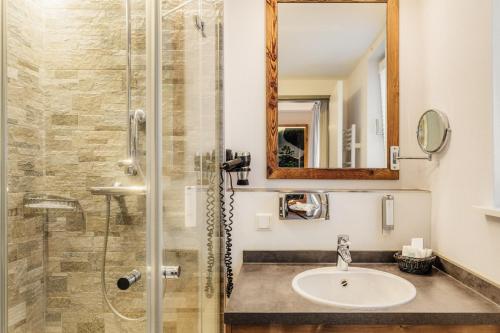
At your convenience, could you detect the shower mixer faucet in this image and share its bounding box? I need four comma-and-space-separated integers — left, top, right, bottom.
119, 109, 146, 176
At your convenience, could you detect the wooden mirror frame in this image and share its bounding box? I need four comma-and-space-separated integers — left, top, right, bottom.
266, 0, 400, 180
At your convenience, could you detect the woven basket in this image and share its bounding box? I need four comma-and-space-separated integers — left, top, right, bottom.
394, 252, 436, 275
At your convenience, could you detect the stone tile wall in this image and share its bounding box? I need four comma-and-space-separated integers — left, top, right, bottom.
7, 0, 148, 332
41, 0, 147, 332
6, 0, 46, 331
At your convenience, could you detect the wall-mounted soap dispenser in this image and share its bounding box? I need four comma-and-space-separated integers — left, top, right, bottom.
382, 194, 394, 231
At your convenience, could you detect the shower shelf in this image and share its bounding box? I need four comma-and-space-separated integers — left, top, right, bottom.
23, 194, 81, 211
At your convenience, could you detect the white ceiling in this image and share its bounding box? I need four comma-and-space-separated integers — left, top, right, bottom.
278, 3, 386, 79
278, 101, 316, 112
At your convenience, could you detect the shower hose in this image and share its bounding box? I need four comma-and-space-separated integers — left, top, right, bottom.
101, 195, 145, 321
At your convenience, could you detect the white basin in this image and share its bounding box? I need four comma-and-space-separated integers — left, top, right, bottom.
292, 267, 416, 310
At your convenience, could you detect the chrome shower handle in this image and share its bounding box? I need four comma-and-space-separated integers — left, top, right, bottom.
130, 109, 146, 160
121, 109, 146, 176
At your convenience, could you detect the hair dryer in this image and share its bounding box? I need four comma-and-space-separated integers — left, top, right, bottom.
221, 150, 251, 186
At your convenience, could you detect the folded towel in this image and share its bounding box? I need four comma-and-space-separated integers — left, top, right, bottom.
402, 245, 417, 257
402, 246, 433, 258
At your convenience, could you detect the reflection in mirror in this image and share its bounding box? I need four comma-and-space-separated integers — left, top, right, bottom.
277, 3, 388, 169
278, 121, 310, 168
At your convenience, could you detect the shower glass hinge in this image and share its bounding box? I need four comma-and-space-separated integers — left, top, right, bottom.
390, 146, 432, 171
194, 15, 206, 38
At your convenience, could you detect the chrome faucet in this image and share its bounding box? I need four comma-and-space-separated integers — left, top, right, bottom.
337, 234, 352, 271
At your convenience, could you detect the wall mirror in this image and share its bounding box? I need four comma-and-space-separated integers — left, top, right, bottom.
390, 110, 451, 170
417, 110, 451, 154
266, 0, 399, 180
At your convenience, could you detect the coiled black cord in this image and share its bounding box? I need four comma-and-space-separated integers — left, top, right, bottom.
204, 172, 216, 299
219, 168, 235, 298
225, 172, 235, 297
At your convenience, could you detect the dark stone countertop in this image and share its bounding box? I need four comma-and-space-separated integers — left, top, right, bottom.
224, 263, 500, 326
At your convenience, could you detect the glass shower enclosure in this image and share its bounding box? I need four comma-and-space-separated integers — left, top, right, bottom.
0, 0, 223, 332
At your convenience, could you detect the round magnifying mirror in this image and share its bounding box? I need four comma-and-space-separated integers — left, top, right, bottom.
417, 110, 451, 154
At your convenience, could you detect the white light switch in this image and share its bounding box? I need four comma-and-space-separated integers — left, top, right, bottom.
256, 213, 272, 230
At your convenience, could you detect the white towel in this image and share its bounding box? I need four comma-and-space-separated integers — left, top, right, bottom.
402, 246, 433, 258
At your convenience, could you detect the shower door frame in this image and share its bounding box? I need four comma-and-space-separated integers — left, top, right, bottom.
0, 0, 7, 330
145, 0, 164, 332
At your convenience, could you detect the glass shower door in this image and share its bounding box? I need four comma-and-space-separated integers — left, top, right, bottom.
0, 0, 223, 331
2, 0, 150, 332
159, 0, 223, 332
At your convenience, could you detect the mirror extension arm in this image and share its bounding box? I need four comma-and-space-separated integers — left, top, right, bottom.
390, 146, 432, 171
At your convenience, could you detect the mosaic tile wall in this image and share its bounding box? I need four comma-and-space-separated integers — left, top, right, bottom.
6, 0, 222, 332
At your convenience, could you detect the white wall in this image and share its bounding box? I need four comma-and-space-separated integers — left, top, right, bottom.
223, 0, 435, 281
224, 0, 425, 190
223, 0, 431, 276
494, 0, 500, 207
224, 0, 500, 284
329, 81, 344, 168
417, 0, 500, 284
231, 191, 431, 273
344, 31, 386, 168
279, 78, 337, 96
366, 42, 387, 167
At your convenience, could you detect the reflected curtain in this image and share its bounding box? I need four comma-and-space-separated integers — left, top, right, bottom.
319, 101, 329, 168
311, 101, 329, 168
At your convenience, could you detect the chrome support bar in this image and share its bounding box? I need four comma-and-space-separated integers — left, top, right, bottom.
0, 0, 7, 329
126, 0, 132, 162
146, 0, 163, 329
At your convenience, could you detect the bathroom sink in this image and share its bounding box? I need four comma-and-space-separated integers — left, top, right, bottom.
292, 267, 416, 310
